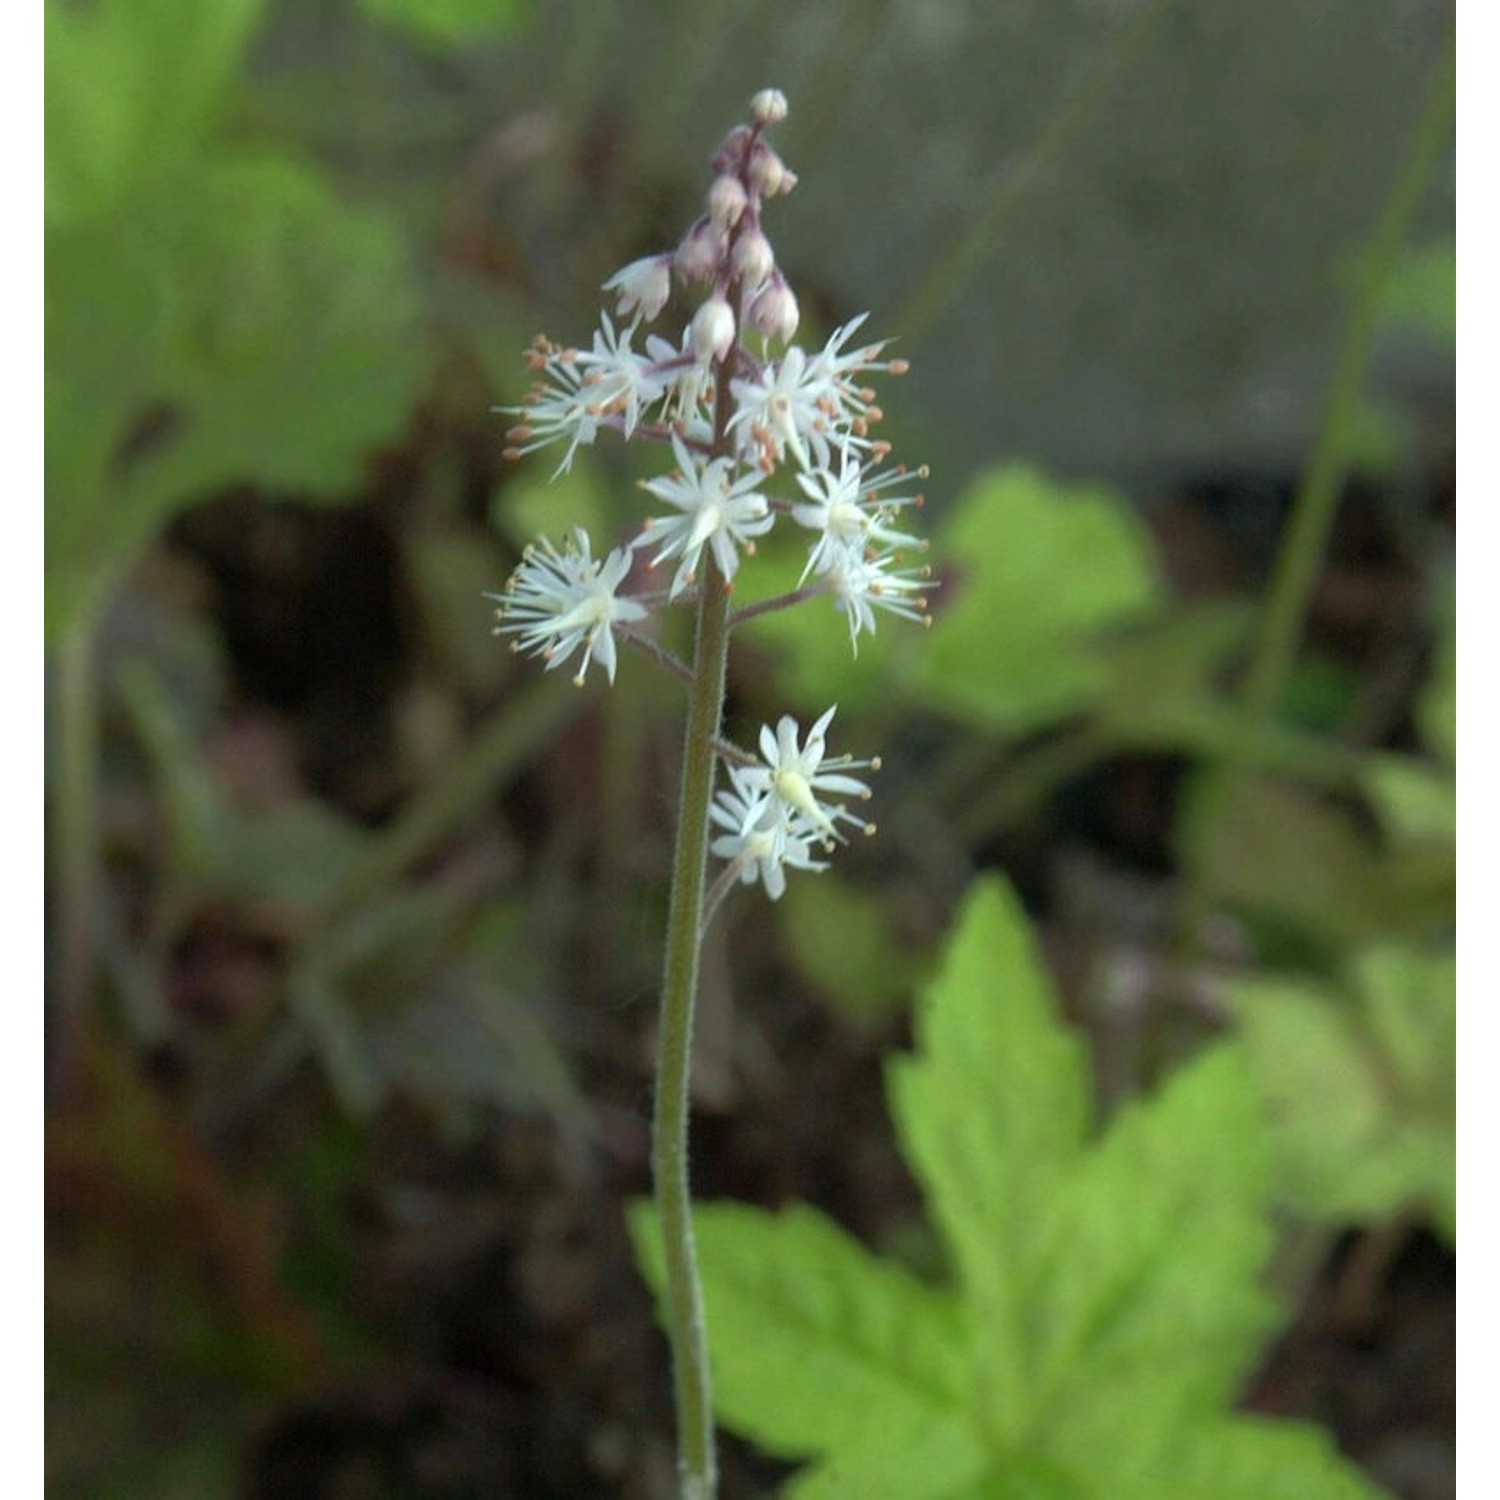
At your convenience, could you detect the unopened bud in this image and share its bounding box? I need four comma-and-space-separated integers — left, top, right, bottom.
747, 142, 795, 197
746, 277, 799, 342
707, 174, 748, 230
675, 218, 726, 283
749, 88, 788, 127
690, 297, 736, 363
711, 125, 753, 177
731, 228, 775, 288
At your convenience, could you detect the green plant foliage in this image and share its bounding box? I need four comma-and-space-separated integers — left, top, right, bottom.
46, 0, 431, 642
1377, 240, 1456, 346
1226, 946, 1455, 1243
45, 0, 263, 224
358, 0, 526, 49
632, 878, 1386, 1497
778, 876, 921, 1023
490, 455, 613, 554
47, 153, 429, 639
914, 467, 1163, 735
1182, 776, 1453, 958
1362, 754, 1455, 846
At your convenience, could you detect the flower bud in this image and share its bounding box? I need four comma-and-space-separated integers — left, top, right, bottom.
731, 228, 774, 288
675, 218, 726, 283
746, 276, 799, 342
749, 88, 788, 127
601, 254, 673, 322
690, 296, 736, 363
746, 142, 795, 197
707, 174, 748, 230
711, 125, 752, 177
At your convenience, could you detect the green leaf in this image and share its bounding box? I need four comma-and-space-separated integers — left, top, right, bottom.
490, 454, 614, 553
779, 876, 921, 1022
1361, 754, 1455, 846
46, 0, 263, 224
886, 878, 1092, 1432
139, 152, 430, 499
1157, 1419, 1388, 1500
914, 466, 1162, 734
45, 190, 190, 633
47, 151, 429, 639
629, 1201, 990, 1499
1226, 947, 1455, 1240
357, 0, 526, 49
1024, 1049, 1278, 1479
632, 876, 1391, 1496
1180, 777, 1450, 957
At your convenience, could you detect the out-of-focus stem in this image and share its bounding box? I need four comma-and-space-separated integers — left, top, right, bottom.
1175, 26, 1455, 952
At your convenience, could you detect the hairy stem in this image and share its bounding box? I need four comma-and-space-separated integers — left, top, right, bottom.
654, 558, 731, 1498
653, 241, 757, 1491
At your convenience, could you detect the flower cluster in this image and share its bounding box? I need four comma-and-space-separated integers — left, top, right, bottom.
493, 88, 930, 903
710, 708, 878, 900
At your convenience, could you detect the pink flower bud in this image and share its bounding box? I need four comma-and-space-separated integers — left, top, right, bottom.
749, 89, 788, 127
746, 142, 794, 197
747, 277, 799, 343
731, 228, 775, 288
707, 174, 749, 230
711, 125, 752, 177
675, 218, 726, 283
690, 297, 736, 363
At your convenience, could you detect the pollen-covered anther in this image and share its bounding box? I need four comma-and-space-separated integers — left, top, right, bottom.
506, 425, 533, 442
871, 440, 893, 460
887, 359, 910, 376
502, 447, 524, 462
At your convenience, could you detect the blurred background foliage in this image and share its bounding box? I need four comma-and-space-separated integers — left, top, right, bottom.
45, 0, 1454, 1495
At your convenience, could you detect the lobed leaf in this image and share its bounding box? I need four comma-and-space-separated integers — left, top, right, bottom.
914, 466, 1162, 734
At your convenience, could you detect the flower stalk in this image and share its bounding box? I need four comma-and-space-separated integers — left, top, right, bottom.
491, 88, 928, 1496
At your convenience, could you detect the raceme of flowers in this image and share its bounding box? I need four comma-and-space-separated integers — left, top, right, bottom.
491, 87, 930, 902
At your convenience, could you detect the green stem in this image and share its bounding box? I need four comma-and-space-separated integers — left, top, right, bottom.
51, 615, 100, 1090
654, 557, 731, 1499
1176, 27, 1455, 950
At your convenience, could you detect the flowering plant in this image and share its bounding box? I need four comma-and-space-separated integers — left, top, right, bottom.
491, 88, 930, 1497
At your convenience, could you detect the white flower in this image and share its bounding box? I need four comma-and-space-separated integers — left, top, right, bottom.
728, 318, 900, 474
824, 548, 932, 654
602, 255, 673, 323
501, 319, 670, 474
690, 296, 736, 364
636, 433, 775, 597
728, 345, 830, 471
738, 707, 877, 847
573, 312, 669, 441
746, 276, 799, 343
790, 453, 926, 581
500, 341, 601, 477
804, 313, 906, 435
710, 767, 826, 900
489, 529, 647, 685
